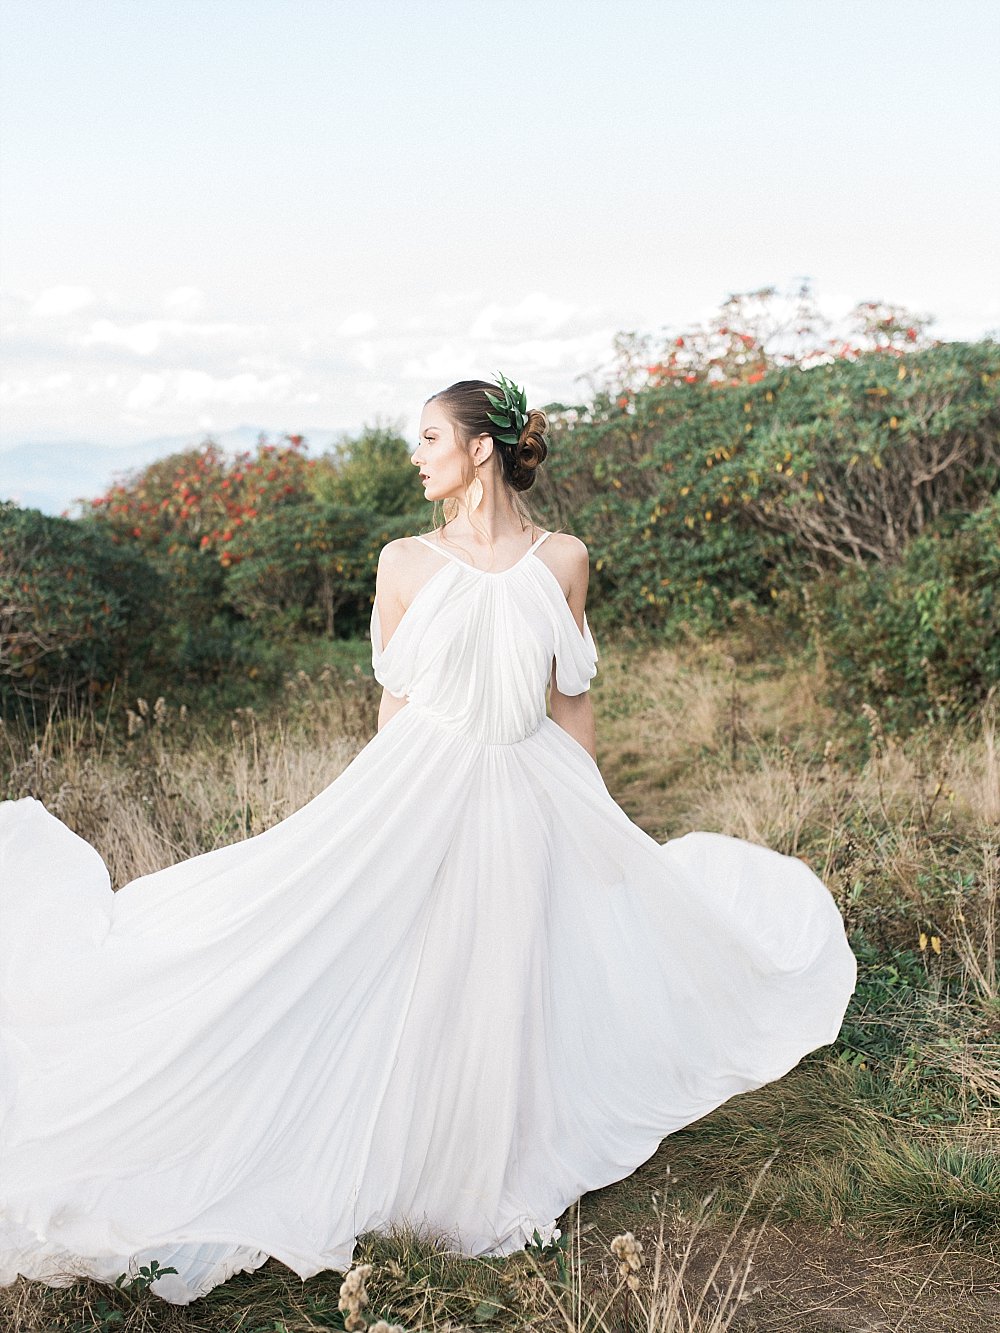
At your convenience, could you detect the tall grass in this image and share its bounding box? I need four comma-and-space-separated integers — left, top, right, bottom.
1, 639, 997, 1329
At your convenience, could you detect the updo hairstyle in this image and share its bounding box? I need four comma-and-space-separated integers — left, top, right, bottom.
425, 379, 548, 492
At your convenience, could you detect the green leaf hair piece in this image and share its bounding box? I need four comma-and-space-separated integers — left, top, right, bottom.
486, 371, 528, 447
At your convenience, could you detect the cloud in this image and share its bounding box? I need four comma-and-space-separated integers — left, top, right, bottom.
163, 286, 206, 317
469, 293, 581, 341
0, 372, 75, 402
126, 374, 167, 409
79, 317, 256, 357
175, 369, 296, 405
84, 319, 165, 356
337, 311, 377, 337
400, 343, 472, 383
31, 286, 96, 318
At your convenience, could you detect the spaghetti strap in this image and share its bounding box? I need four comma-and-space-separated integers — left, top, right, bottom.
410, 530, 553, 573
410, 534, 465, 563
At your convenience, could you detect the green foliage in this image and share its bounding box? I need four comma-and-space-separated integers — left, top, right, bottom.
6, 329, 998, 715
73, 433, 423, 690
809, 496, 1000, 730
224, 500, 376, 637
534, 340, 1000, 657
312, 420, 425, 516
0, 502, 162, 713
114, 1259, 179, 1292
484, 371, 528, 446
736, 340, 1000, 566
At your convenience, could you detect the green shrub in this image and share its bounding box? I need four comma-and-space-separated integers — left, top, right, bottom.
809, 497, 1000, 731
0, 502, 163, 713
535, 340, 1000, 637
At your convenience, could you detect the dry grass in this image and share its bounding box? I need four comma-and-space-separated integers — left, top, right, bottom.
2, 639, 999, 1330
1, 666, 376, 888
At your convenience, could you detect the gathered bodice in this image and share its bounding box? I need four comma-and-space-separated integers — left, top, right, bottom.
369, 531, 598, 745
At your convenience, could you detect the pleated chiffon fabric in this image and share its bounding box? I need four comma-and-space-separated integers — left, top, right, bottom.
0, 530, 857, 1304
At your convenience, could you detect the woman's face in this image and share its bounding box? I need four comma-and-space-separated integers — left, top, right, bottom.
411, 404, 483, 503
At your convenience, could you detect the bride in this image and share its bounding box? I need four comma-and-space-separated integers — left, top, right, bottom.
377, 375, 595, 754
0, 374, 857, 1306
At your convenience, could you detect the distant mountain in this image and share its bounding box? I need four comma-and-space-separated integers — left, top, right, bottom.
0, 425, 344, 516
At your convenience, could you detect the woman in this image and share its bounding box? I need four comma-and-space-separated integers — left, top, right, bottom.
0, 375, 857, 1306
376, 376, 596, 754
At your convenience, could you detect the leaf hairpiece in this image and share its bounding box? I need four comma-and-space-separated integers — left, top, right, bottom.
484, 371, 528, 447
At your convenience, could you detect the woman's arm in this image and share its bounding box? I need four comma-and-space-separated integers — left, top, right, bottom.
548, 537, 598, 762
374, 540, 411, 731
549, 685, 597, 761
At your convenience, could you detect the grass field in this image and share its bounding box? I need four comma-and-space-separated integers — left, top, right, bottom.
2, 632, 998, 1332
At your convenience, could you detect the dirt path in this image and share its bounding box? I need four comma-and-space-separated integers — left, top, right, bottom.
569, 1164, 1000, 1332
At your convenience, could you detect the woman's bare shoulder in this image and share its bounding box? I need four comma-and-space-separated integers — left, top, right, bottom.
377, 534, 436, 567
540, 531, 590, 598
376, 535, 439, 602
546, 530, 588, 553
545, 531, 589, 569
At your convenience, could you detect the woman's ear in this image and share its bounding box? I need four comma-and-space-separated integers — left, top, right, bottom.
472, 433, 495, 466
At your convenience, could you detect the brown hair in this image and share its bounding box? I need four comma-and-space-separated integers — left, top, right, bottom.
424, 379, 550, 544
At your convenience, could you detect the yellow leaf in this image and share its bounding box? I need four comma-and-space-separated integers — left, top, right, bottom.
595, 558, 605, 571
704, 511, 712, 521
612, 478, 622, 488
680, 485, 690, 496
919, 932, 928, 951
898, 365, 907, 380
744, 401, 752, 413
889, 416, 898, 429
931, 935, 941, 954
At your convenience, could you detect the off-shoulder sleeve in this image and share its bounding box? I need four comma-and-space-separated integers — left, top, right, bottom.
553, 610, 599, 695
369, 600, 408, 699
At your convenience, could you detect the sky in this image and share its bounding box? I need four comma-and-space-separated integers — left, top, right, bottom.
1, 0, 999, 495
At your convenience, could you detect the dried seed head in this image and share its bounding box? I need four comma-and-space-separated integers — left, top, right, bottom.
610, 1231, 644, 1273
338, 1259, 375, 1331
861, 702, 885, 746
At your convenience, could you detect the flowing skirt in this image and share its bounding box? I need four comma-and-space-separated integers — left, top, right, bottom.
0, 705, 856, 1303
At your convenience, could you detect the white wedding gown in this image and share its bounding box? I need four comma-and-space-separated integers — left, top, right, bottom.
0, 530, 857, 1305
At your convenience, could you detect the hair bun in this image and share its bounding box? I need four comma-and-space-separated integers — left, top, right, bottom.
510, 407, 548, 491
